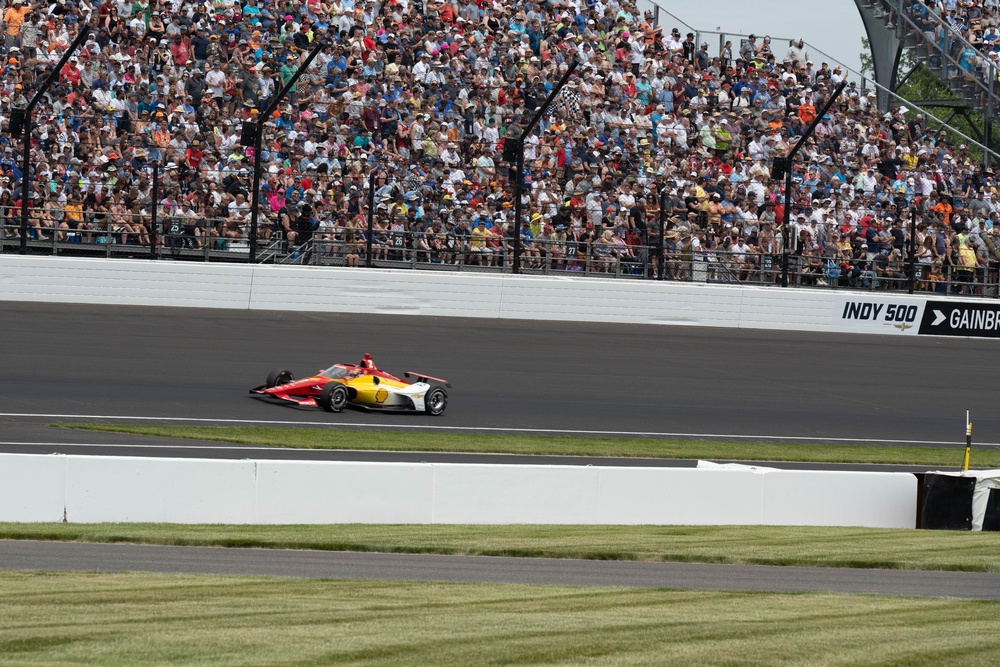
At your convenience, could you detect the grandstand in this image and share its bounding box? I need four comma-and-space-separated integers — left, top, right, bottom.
2, 0, 1000, 297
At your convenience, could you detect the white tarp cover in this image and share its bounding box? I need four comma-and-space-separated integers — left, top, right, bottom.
927, 469, 1000, 531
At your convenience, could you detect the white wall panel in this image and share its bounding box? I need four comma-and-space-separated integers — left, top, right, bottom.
497, 278, 744, 327
430, 464, 600, 523
761, 471, 917, 528
0, 454, 67, 522
249, 266, 504, 318
255, 461, 434, 523
596, 467, 764, 524
65, 456, 256, 523
0, 257, 252, 309
1, 454, 918, 527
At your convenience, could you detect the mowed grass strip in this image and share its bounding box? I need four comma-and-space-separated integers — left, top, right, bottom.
4, 524, 999, 572
54, 424, 1000, 467
1, 572, 999, 667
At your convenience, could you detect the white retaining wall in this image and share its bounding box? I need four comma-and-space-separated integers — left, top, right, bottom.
0, 255, 964, 336
0, 454, 918, 528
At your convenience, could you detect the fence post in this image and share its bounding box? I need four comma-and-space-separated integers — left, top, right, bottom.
658, 188, 667, 280
512, 139, 524, 274
19, 27, 90, 255
150, 161, 159, 259
366, 171, 376, 268
18, 110, 30, 254
907, 206, 916, 294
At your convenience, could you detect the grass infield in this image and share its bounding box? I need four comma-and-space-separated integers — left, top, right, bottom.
1, 572, 999, 666
3, 524, 999, 572
54, 424, 1000, 467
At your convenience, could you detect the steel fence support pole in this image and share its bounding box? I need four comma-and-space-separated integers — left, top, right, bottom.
777, 81, 847, 287
659, 188, 667, 280
907, 205, 916, 294
511, 60, 578, 275
366, 171, 376, 268
18, 111, 30, 254
249, 124, 264, 262
986, 80, 994, 170
19, 27, 90, 254
249, 39, 325, 263
781, 167, 792, 287
150, 161, 159, 259
512, 141, 524, 274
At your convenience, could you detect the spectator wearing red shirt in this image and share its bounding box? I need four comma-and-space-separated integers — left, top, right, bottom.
60, 56, 81, 86
185, 139, 204, 170
170, 36, 190, 67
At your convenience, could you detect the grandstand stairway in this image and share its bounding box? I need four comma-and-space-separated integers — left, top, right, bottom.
856, 0, 1000, 120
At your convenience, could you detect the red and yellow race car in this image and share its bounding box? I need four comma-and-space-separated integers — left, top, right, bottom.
249, 354, 450, 415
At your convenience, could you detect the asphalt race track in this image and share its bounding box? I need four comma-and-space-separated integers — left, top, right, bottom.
2, 301, 999, 596
2, 540, 997, 599
2, 301, 1000, 449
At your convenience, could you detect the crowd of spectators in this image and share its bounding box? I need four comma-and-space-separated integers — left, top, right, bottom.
0, 0, 999, 293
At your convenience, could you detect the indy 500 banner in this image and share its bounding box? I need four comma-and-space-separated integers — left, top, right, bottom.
837, 297, 1000, 338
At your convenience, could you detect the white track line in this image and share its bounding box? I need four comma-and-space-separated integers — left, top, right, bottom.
2, 441, 472, 454
0, 412, 997, 447
0, 441, 318, 451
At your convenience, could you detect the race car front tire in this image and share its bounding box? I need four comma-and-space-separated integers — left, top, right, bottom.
266, 369, 294, 388
319, 383, 350, 412
424, 387, 448, 416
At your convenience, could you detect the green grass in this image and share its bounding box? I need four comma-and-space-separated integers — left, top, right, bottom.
4, 524, 999, 572
1, 572, 998, 666
54, 424, 1000, 467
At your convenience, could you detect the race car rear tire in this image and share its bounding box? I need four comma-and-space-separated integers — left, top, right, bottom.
319, 383, 350, 413
425, 387, 448, 416
266, 369, 294, 388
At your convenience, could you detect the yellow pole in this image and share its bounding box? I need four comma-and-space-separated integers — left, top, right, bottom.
963, 411, 972, 472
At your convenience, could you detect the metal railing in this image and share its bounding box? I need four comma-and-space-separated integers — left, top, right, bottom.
280, 228, 660, 277
218, 225, 1000, 297
0, 207, 251, 261
6, 215, 999, 296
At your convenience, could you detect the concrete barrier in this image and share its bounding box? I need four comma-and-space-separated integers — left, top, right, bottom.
4, 254, 993, 337
66, 457, 258, 523
0, 256, 253, 309
255, 460, 435, 524
0, 454, 67, 522
0, 454, 919, 528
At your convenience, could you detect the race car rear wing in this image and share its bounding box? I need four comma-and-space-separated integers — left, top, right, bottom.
404, 372, 451, 388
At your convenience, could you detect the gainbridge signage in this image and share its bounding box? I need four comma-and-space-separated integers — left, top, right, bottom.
917, 301, 1000, 338
837, 298, 1000, 338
